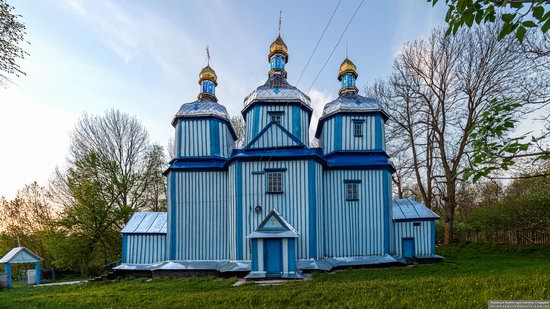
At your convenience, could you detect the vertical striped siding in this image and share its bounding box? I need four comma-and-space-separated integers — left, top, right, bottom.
393, 221, 435, 257
315, 163, 324, 258
176, 119, 233, 158
227, 165, 237, 260
245, 105, 309, 146
248, 124, 301, 149
237, 160, 314, 260
321, 115, 385, 154
168, 171, 230, 260
323, 169, 388, 257
125, 234, 166, 264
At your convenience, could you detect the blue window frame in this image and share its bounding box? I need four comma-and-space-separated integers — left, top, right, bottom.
267, 172, 283, 193
269, 111, 283, 123
344, 180, 361, 201
353, 120, 363, 137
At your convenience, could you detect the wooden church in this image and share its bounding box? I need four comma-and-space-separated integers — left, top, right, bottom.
115, 33, 441, 279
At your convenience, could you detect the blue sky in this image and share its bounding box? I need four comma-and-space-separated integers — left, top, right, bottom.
0, 0, 447, 198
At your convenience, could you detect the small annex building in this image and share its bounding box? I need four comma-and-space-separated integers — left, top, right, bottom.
0, 247, 42, 288
115, 30, 442, 279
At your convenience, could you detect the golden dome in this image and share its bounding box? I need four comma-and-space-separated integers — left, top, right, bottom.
338, 58, 358, 81
268, 35, 289, 62
198, 65, 218, 86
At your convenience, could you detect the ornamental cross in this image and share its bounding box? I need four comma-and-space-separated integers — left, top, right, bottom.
278, 10, 282, 35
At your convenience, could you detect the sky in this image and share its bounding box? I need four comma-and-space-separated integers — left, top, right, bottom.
0, 0, 447, 199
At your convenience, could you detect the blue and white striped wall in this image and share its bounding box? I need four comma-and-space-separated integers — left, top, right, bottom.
244, 105, 310, 146
246, 123, 302, 149
393, 220, 436, 257
167, 170, 232, 260
229, 159, 323, 261
322, 169, 392, 257
320, 114, 385, 154
175, 118, 234, 158
122, 234, 166, 264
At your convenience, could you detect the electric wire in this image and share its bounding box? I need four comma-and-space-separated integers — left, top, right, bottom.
295, 0, 342, 87
307, 0, 366, 95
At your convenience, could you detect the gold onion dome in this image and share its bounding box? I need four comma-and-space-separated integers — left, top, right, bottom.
269, 35, 288, 62
198, 65, 218, 86
338, 58, 358, 81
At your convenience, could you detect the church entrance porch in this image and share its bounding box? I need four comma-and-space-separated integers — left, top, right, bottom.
246, 210, 302, 279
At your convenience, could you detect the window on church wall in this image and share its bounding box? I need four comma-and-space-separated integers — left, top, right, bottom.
269, 112, 283, 123
345, 182, 359, 201
353, 121, 363, 137
267, 172, 283, 193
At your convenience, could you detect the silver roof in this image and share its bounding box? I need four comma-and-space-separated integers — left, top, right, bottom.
172, 99, 230, 125
0, 247, 42, 264
244, 74, 311, 107
392, 198, 440, 221
321, 93, 383, 118
121, 212, 167, 234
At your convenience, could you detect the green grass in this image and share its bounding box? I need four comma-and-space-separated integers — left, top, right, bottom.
1, 244, 549, 308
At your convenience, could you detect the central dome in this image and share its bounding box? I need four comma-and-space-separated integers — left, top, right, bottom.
198, 65, 218, 86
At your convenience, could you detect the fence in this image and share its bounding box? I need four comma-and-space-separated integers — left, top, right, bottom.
455, 230, 550, 245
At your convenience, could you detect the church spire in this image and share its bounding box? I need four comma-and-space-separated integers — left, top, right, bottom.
198, 46, 218, 102
268, 11, 288, 78
338, 57, 358, 96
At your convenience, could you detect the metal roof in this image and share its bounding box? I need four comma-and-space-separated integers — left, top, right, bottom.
321, 93, 384, 118
392, 198, 440, 221
172, 99, 230, 125
244, 74, 311, 107
0, 247, 42, 264
121, 212, 167, 234
248, 209, 299, 239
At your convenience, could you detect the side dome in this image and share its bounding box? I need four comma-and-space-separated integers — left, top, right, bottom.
172, 100, 230, 126
269, 35, 289, 62
321, 94, 382, 118
338, 58, 358, 81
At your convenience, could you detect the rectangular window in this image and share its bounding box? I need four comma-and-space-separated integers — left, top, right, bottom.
353, 121, 363, 137
413, 222, 421, 227
346, 183, 359, 201
269, 112, 283, 123
267, 172, 283, 193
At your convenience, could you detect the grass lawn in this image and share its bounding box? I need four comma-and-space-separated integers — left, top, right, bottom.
0, 244, 549, 308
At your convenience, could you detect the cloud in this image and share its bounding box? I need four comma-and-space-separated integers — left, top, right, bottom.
59, 0, 202, 79
307, 88, 333, 141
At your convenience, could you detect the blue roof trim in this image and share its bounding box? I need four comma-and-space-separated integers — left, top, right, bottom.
324, 153, 395, 172
244, 121, 305, 150
228, 148, 325, 165
164, 149, 395, 173
314, 110, 389, 138
164, 158, 228, 174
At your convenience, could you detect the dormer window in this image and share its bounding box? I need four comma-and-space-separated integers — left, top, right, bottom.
269, 112, 283, 123
353, 120, 363, 137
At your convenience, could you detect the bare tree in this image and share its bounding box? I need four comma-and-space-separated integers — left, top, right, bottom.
370, 23, 541, 243
231, 115, 245, 142
0, 0, 28, 86
51, 109, 166, 227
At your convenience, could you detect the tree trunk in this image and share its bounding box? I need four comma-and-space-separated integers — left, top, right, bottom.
444, 219, 453, 244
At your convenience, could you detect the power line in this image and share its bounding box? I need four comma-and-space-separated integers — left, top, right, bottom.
307, 0, 365, 95
295, 0, 342, 87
